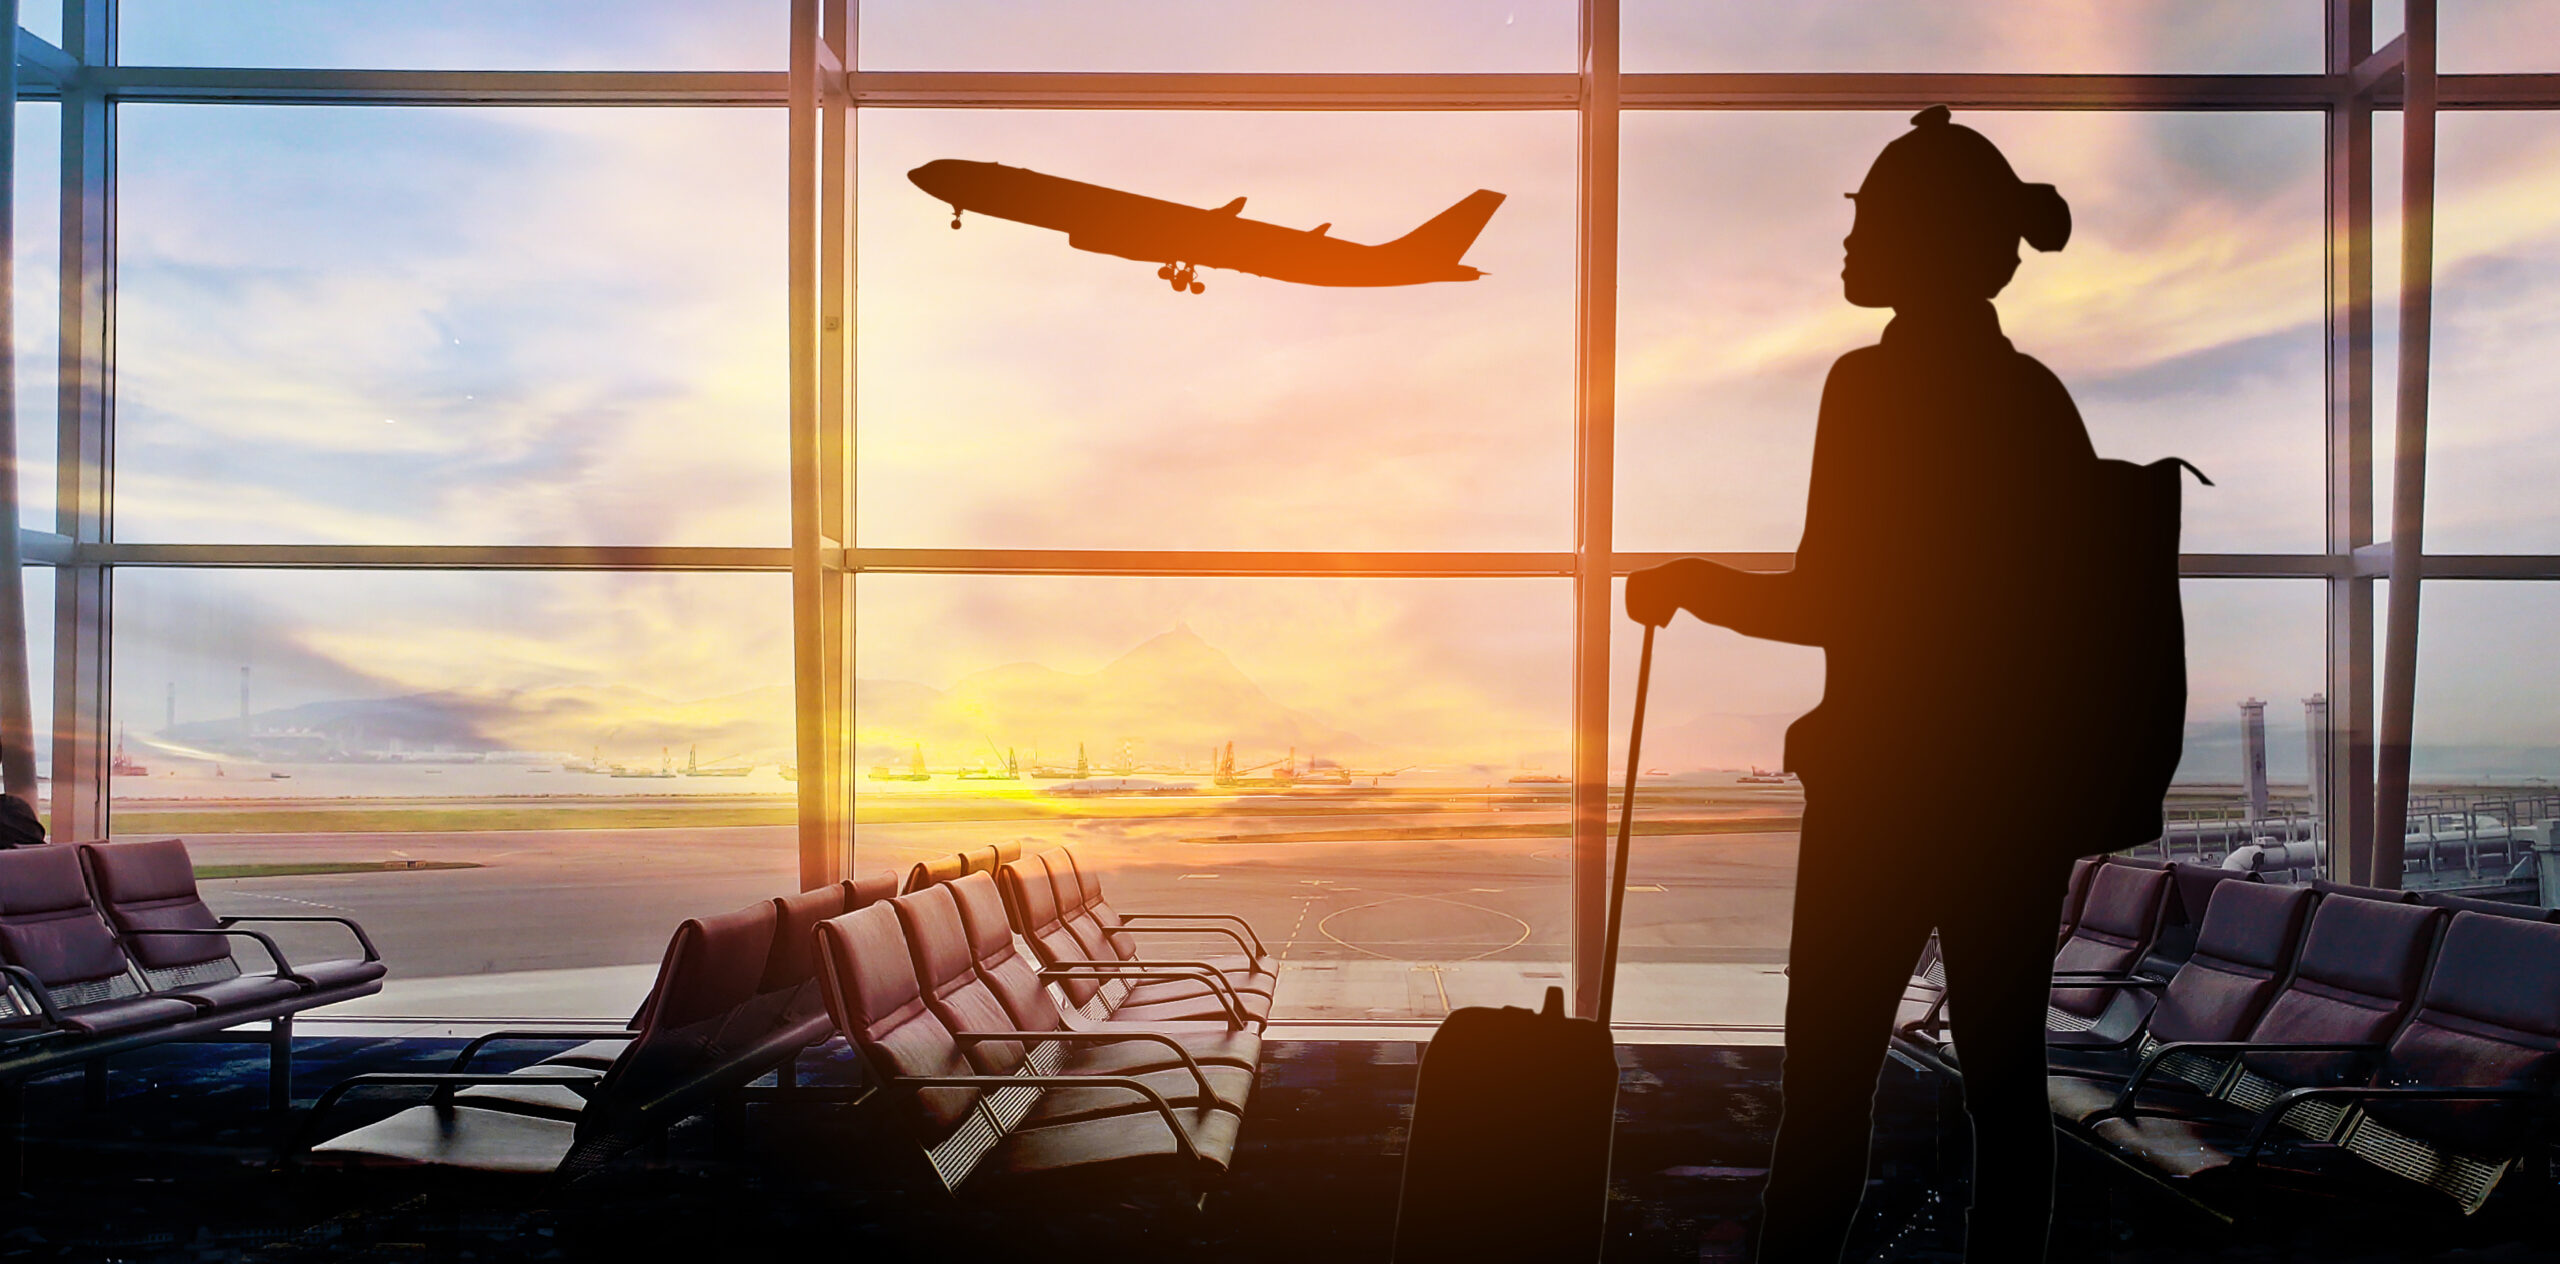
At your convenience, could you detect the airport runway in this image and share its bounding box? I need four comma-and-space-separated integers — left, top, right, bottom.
163, 801, 1801, 1021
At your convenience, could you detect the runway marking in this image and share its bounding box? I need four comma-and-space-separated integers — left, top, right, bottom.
1413, 963, 1452, 1014
225, 889, 350, 912
1313, 890, 1534, 963
1178, 873, 1220, 880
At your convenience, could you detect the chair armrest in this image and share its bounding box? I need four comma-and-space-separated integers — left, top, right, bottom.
0, 964, 66, 1029
951, 1029, 1214, 1098
450, 1027, 637, 1072
2111, 1040, 2385, 1116
1120, 912, 1266, 957
1104, 924, 1259, 961
2048, 976, 2168, 991
1039, 967, 1248, 1029
300, 1072, 597, 1152
1041, 960, 1251, 1022
2238, 1085, 2554, 1160
220, 914, 381, 962
894, 1073, 1202, 1164
121, 927, 305, 984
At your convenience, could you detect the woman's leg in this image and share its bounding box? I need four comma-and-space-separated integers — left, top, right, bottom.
1934, 854, 2074, 1264
1757, 804, 1936, 1264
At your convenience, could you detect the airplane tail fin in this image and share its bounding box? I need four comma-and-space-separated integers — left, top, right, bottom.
1385, 189, 1504, 264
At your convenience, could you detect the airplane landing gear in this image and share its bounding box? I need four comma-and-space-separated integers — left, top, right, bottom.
1189, 279, 1205, 294
1157, 264, 1176, 280
950, 207, 962, 229
1166, 263, 1201, 294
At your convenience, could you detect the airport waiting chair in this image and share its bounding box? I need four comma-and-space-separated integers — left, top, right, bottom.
813, 901, 1241, 1199
906, 854, 969, 895
2045, 879, 2317, 1125
1040, 851, 1274, 1018
2047, 863, 2259, 1051
2081, 895, 2447, 1169
445, 883, 853, 1116
998, 857, 1261, 1031
889, 879, 1252, 1122
523, 869, 899, 1077
2310, 877, 2419, 904
0, 842, 387, 1125
2048, 861, 2175, 1025
306, 899, 789, 1178
2082, 911, 2560, 1217
1054, 847, 1275, 984
944, 871, 1262, 1073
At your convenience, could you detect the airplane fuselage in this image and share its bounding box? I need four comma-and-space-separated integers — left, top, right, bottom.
909, 159, 1496, 289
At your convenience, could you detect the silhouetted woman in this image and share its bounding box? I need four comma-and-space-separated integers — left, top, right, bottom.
1628, 107, 2084, 1263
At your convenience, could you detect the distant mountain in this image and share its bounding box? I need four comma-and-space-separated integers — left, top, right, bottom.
853, 625, 1367, 769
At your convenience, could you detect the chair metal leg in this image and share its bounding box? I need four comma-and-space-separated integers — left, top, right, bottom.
268, 1016, 294, 1114
777, 1053, 797, 1091
82, 1060, 106, 1110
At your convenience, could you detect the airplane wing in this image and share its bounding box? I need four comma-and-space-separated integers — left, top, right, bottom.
1213, 197, 1246, 216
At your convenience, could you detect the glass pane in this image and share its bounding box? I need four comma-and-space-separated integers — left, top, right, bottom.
16, 102, 56, 533
1603, 578, 1819, 1029
114, 106, 787, 547
22, 564, 51, 805
2404, 582, 2560, 885
1604, 576, 2323, 1024
2413, 583, 2560, 781
861, 0, 1575, 72
119, 0, 785, 70
854, 574, 1570, 1022
2422, 112, 2560, 552
109, 569, 795, 1019
1619, 111, 2325, 554
18, 3, 60, 56
858, 111, 1575, 550
2443, 1, 2560, 72
1624, 0, 2321, 73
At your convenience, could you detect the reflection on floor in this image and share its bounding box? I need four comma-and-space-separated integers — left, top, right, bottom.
9, 1036, 2555, 1261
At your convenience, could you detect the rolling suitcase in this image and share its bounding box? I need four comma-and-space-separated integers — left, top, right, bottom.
1389, 625, 1659, 1264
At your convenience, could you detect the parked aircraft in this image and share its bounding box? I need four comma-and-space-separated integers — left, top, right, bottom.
908, 159, 1504, 294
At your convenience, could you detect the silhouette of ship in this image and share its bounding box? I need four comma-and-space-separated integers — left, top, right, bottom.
869, 743, 934, 782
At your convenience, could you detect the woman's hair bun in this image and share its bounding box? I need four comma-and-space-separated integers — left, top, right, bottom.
2016, 181, 2071, 252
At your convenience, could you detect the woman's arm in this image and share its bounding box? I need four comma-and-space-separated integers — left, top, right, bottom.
1625, 558, 1826, 646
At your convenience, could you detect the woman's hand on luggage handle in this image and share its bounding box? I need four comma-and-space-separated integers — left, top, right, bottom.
1626, 558, 1718, 628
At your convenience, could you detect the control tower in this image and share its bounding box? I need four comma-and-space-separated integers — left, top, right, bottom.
2239, 698, 2270, 828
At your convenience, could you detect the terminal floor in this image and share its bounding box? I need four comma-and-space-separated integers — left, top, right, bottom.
7, 1037, 2554, 1262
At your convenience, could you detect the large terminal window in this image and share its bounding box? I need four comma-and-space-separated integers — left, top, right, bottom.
1, 2, 2551, 1029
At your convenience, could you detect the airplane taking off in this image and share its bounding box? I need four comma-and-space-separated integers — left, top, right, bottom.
908, 159, 1504, 294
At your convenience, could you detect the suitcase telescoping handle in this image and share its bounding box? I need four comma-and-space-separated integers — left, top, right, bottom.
1594, 621, 1654, 1029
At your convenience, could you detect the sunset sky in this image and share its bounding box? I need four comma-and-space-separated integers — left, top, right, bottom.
27, 4, 2560, 780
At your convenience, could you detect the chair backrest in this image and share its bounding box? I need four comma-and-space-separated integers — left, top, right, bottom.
2240, 894, 2446, 1087
2150, 862, 2260, 967
846, 868, 900, 910
2359, 913, 2560, 1160
0, 845, 142, 1004
1058, 848, 1137, 945
998, 856, 1101, 1007
947, 871, 1065, 1034
2145, 879, 2316, 1045
2310, 877, 2418, 904
1043, 850, 1122, 964
2051, 862, 2173, 1016
812, 903, 983, 1146
2055, 856, 2101, 949
592, 900, 777, 1108
760, 884, 852, 1027
79, 839, 236, 979
903, 854, 967, 894
892, 883, 1028, 1075
960, 845, 1001, 878
2414, 891, 2557, 923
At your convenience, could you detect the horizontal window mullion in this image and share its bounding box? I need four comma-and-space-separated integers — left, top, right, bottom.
66, 544, 791, 570
78, 67, 789, 106
851, 549, 1576, 577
